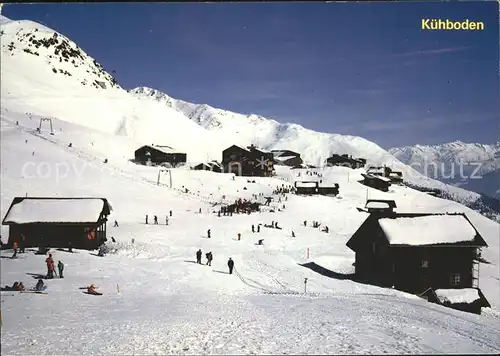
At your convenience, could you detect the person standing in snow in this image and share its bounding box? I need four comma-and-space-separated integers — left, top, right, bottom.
196, 249, 202, 264
207, 229, 211, 238
227, 258, 234, 274
251, 224, 255, 233
154, 215, 158, 225
12, 241, 18, 258
165, 216, 169, 225
145, 214, 149, 224
206, 252, 213, 266
169, 210, 172, 217
20, 234, 26, 253
114, 220, 119, 227
237, 233, 241, 241
58, 261, 64, 278
292, 231, 295, 237
45, 254, 55, 279
257, 224, 260, 233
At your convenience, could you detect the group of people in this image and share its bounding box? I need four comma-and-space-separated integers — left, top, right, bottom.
195, 249, 234, 274
45, 254, 64, 279
196, 249, 213, 266
2, 279, 45, 292
145, 211, 172, 225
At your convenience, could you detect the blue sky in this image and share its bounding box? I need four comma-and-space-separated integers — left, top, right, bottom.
3, 2, 499, 148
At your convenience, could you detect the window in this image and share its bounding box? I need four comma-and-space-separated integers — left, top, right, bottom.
450, 273, 461, 286
421, 259, 428, 268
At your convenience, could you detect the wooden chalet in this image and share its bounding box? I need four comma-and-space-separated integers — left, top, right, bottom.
2, 197, 112, 250
271, 150, 303, 167
134, 144, 187, 167
326, 154, 366, 169
346, 212, 490, 313
221, 144, 274, 177
294, 181, 339, 196
193, 161, 222, 173
360, 173, 392, 192
420, 287, 491, 315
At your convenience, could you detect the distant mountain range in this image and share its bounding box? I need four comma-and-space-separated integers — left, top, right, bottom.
389, 141, 500, 199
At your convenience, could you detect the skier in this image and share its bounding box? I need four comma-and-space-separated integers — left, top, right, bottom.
292, 231, 295, 237
114, 220, 119, 227
154, 215, 158, 225
58, 261, 64, 278
196, 249, 202, 264
45, 254, 55, 279
169, 210, 172, 217
165, 216, 169, 225
251, 224, 255, 233
12, 241, 18, 258
304, 220, 307, 227
206, 251, 213, 266
257, 224, 260, 233
227, 258, 234, 274
98, 244, 106, 257
145, 214, 149, 224
237, 233, 241, 241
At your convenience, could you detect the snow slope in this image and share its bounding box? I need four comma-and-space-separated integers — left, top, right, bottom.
1, 109, 500, 355
390, 141, 500, 199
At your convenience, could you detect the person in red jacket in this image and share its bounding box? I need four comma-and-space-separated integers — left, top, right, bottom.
45, 254, 55, 279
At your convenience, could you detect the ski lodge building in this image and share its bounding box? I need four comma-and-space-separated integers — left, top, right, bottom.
2, 197, 112, 250
347, 206, 490, 314
134, 144, 187, 167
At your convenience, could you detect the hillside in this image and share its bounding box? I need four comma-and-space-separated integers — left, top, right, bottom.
390, 141, 500, 199
1, 14, 500, 354
1, 109, 500, 354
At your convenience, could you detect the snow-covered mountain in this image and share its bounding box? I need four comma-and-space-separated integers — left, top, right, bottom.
389, 142, 500, 199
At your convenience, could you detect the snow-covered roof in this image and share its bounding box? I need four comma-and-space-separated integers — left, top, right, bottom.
366, 201, 392, 209
275, 156, 296, 162
3, 198, 110, 224
435, 289, 480, 304
295, 182, 318, 188
378, 215, 477, 246
363, 173, 391, 182
152, 145, 176, 154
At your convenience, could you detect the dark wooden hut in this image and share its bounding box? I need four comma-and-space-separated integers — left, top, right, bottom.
134, 145, 187, 167
2, 197, 112, 250
326, 154, 366, 169
420, 287, 491, 315
360, 173, 392, 192
221, 144, 273, 177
